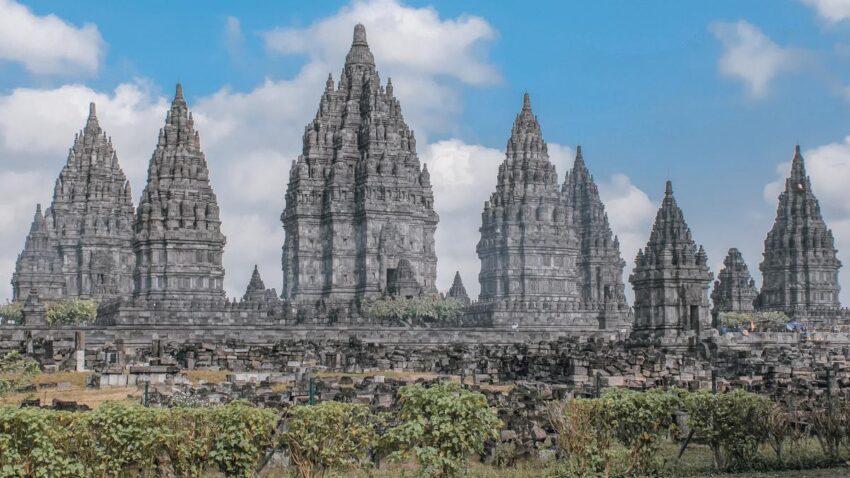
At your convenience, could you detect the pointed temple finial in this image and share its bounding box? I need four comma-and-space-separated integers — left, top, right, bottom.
522, 92, 531, 112
790, 144, 807, 183
35, 203, 42, 218
88, 102, 97, 119
345, 23, 375, 67
665, 180, 673, 198
175, 82, 184, 100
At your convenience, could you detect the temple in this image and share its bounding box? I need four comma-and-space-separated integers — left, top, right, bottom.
12, 103, 135, 302
759, 146, 842, 318
281, 24, 438, 315
711, 248, 758, 323
630, 181, 713, 341
6, 25, 849, 339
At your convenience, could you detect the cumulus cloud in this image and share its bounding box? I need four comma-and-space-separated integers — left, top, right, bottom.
763, 140, 850, 303
0, 0, 105, 75
710, 20, 802, 98
801, 0, 850, 24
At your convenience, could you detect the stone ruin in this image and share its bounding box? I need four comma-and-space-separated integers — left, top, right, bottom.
4, 25, 850, 395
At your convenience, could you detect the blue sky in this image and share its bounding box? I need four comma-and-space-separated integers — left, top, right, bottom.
2, 0, 850, 303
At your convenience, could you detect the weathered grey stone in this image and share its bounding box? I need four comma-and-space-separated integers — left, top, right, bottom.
281, 24, 438, 309
13, 103, 135, 302
630, 181, 713, 340
759, 145, 842, 316
712, 248, 758, 323
133, 84, 226, 302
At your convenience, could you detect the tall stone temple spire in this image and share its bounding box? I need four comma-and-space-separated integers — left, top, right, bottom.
12, 102, 135, 302
562, 145, 628, 310
759, 145, 841, 315
133, 84, 226, 301
630, 181, 712, 340
711, 248, 758, 322
477, 93, 579, 303
12, 205, 65, 301
282, 24, 438, 308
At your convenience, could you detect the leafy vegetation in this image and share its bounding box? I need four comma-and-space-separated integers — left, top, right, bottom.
0, 351, 39, 398
0, 301, 23, 324
282, 401, 375, 478
367, 296, 465, 324
0, 401, 276, 478
383, 382, 501, 477
45, 298, 98, 325
718, 311, 790, 331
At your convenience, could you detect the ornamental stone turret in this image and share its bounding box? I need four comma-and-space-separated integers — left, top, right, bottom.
477, 93, 579, 305
12, 103, 135, 302
12, 205, 65, 301
281, 24, 438, 308
711, 248, 758, 322
630, 181, 713, 340
243, 265, 276, 302
562, 146, 628, 310
133, 84, 226, 301
759, 146, 841, 316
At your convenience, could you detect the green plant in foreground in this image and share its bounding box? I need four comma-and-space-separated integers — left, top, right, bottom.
0, 351, 39, 398
283, 401, 375, 478
383, 382, 501, 478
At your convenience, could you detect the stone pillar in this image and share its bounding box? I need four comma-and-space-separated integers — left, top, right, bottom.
75, 331, 86, 372
21, 289, 47, 326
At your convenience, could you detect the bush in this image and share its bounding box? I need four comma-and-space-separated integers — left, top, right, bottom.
683, 389, 771, 471
546, 398, 613, 478
600, 388, 681, 475
0, 351, 39, 398
367, 296, 464, 324
282, 401, 375, 478
718, 311, 789, 331
383, 382, 501, 478
0, 301, 23, 324
0, 401, 276, 478
45, 299, 97, 325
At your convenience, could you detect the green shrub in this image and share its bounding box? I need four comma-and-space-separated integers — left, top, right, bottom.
383, 382, 501, 478
282, 401, 375, 478
45, 299, 97, 325
718, 311, 789, 331
600, 388, 681, 475
0, 301, 23, 324
208, 400, 277, 478
546, 398, 613, 478
683, 389, 771, 471
0, 351, 39, 398
0, 406, 84, 478
367, 296, 464, 324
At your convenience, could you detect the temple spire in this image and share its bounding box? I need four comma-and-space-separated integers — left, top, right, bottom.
345, 23, 375, 68
665, 180, 674, 198
789, 144, 807, 185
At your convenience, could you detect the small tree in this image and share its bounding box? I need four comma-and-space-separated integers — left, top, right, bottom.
282, 401, 375, 478
383, 382, 501, 478
684, 389, 770, 471
45, 299, 98, 325
546, 398, 613, 477
0, 351, 39, 398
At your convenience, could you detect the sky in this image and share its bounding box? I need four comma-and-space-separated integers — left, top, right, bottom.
2, 0, 850, 303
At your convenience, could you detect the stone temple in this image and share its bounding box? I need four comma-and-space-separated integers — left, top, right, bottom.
12, 103, 135, 303
472, 94, 629, 330
281, 24, 438, 314
6, 24, 850, 338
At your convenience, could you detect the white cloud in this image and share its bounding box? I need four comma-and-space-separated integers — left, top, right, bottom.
710, 20, 801, 98
224, 16, 243, 60
0, 0, 105, 75
801, 0, 850, 24
764, 141, 850, 304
